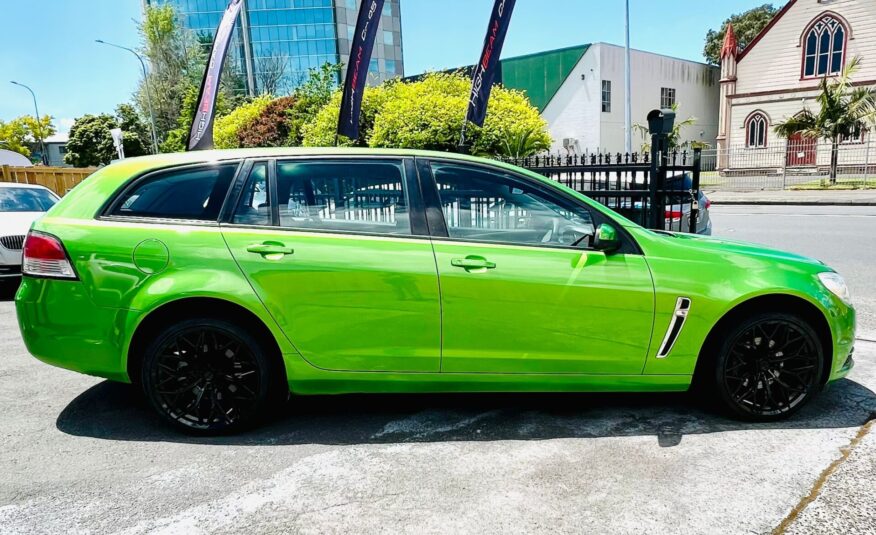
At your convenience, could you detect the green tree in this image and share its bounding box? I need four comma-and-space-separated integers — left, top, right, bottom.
214, 95, 273, 149
0, 118, 33, 157
134, 4, 243, 150
302, 72, 551, 157
774, 57, 876, 183
287, 63, 342, 145
159, 82, 240, 152
0, 115, 55, 160
115, 104, 152, 157
703, 4, 779, 64
64, 114, 118, 167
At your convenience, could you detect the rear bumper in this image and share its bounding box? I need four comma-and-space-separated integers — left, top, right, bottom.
15, 277, 132, 382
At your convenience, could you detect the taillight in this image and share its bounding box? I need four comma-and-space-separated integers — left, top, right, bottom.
665, 209, 683, 220
704, 198, 712, 210
22, 231, 77, 279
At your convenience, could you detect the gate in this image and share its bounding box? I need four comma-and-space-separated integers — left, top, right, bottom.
786, 134, 817, 167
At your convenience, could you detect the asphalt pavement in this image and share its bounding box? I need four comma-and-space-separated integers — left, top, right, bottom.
0, 205, 874, 534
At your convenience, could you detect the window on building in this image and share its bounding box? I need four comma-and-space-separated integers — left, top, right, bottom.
745, 112, 768, 148
660, 87, 676, 109
383, 30, 394, 46
803, 14, 846, 78
385, 59, 397, 75
840, 123, 866, 144
383, 2, 392, 16
601, 80, 611, 113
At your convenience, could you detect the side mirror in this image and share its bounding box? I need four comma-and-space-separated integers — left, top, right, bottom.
593, 223, 620, 253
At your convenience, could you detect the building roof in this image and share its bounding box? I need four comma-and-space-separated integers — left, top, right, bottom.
44, 133, 69, 144
721, 23, 739, 59
501, 44, 590, 111
737, 0, 798, 62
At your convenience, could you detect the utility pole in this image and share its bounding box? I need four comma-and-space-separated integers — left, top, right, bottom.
624, 0, 632, 155
96, 39, 160, 154
10, 81, 48, 165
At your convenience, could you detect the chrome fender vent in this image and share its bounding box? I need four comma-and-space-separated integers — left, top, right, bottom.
657, 297, 691, 359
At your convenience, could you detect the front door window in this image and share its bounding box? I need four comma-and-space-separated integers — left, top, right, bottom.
431, 162, 594, 247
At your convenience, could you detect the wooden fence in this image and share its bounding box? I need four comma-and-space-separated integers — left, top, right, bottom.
0, 165, 97, 197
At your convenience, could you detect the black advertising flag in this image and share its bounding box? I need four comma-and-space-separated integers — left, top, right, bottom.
187, 0, 244, 151
337, 0, 385, 140
465, 0, 516, 127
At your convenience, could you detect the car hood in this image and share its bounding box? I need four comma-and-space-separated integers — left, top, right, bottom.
0, 212, 45, 236
658, 231, 826, 268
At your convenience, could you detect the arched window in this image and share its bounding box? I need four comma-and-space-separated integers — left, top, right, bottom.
803, 14, 847, 78
746, 113, 768, 148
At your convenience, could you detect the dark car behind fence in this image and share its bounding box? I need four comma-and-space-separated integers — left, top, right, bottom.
501, 146, 703, 234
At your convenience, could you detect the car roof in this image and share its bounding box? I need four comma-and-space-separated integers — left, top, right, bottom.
0, 182, 55, 191
117, 147, 502, 169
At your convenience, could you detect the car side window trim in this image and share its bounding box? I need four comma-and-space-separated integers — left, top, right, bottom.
416, 157, 642, 255
100, 160, 244, 222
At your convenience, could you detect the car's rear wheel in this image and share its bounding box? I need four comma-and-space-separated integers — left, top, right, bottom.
712, 312, 824, 421
141, 318, 283, 434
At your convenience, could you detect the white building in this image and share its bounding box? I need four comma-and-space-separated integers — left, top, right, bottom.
538, 43, 720, 154
717, 0, 876, 171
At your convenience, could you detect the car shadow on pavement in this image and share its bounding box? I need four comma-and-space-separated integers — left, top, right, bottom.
0, 281, 19, 301
56, 378, 876, 447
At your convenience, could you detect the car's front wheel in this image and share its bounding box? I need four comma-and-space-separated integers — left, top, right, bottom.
711, 312, 824, 421
141, 318, 283, 434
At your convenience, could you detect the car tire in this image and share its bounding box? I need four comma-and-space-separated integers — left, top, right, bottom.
141, 317, 284, 435
709, 312, 824, 422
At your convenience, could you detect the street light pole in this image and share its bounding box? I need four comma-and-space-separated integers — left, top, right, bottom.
95, 39, 160, 154
10, 81, 48, 165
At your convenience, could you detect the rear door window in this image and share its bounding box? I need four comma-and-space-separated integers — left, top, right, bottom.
111, 163, 238, 221
274, 159, 411, 235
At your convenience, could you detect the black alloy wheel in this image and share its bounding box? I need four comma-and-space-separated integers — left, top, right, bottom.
142, 318, 281, 434
715, 313, 823, 421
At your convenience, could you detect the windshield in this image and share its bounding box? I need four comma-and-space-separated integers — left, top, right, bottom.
0, 187, 58, 212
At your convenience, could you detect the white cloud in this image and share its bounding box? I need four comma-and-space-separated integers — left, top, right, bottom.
56, 117, 76, 136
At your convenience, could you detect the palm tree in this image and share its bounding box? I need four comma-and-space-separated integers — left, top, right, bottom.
774, 56, 876, 183
495, 127, 551, 159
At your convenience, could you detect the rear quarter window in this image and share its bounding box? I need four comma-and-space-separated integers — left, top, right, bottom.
110, 163, 238, 221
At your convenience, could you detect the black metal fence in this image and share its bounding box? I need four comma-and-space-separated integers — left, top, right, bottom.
501, 147, 703, 233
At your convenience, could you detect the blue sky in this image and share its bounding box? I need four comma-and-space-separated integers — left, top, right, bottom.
0, 0, 777, 133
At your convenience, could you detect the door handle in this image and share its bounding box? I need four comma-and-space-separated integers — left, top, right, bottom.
246, 243, 295, 256
451, 256, 496, 270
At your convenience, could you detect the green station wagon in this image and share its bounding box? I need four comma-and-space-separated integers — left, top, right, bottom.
15, 148, 855, 434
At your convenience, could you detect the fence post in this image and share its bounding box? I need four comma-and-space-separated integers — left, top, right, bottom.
689, 148, 701, 234
864, 135, 871, 186
781, 140, 788, 190
649, 134, 667, 230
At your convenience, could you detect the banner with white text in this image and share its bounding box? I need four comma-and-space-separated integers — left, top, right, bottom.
187, 0, 243, 151
465, 0, 516, 127
337, 0, 385, 140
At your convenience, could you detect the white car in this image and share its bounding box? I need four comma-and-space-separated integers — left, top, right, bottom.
0, 183, 59, 279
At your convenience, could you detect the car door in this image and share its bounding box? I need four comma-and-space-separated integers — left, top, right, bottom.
421, 159, 655, 374
221, 157, 441, 373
